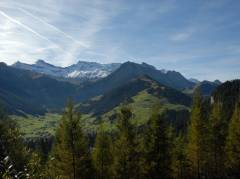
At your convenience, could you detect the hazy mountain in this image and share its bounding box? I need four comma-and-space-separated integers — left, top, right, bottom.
12, 60, 121, 82
1, 61, 195, 115
212, 80, 240, 121
213, 80, 222, 85
197, 80, 221, 96
0, 63, 80, 115
189, 78, 200, 83
183, 80, 222, 96
12, 60, 194, 89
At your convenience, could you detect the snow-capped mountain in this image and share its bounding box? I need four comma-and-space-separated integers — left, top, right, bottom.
12, 60, 121, 81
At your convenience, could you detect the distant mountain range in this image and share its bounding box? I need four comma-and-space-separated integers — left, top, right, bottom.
183, 80, 222, 96
0, 62, 80, 115
75, 61, 196, 103
12, 60, 121, 82
0, 60, 223, 115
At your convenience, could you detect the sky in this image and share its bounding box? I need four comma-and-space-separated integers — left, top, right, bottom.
0, 0, 240, 81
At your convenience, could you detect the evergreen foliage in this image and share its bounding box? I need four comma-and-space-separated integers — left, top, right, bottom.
225, 101, 240, 177
208, 101, 228, 178
0, 105, 43, 178
141, 109, 172, 179
1, 80, 240, 179
112, 106, 139, 179
92, 124, 113, 179
49, 100, 92, 179
186, 89, 208, 178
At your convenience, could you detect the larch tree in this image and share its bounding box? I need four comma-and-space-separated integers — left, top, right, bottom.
112, 106, 139, 179
225, 101, 240, 177
92, 123, 113, 179
208, 100, 227, 178
171, 134, 189, 179
50, 100, 92, 179
142, 109, 172, 179
186, 89, 208, 178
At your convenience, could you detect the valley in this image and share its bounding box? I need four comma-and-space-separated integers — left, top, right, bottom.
1, 1, 239, 178
1, 60, 238, 179
0, 60, 222, 141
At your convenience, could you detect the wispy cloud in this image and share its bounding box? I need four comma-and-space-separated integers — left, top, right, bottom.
0, 0, 125, 66
170, 32, 192, 41
18, 7, 89, 48
0, 0, 239, 80
0, 10, 51, 42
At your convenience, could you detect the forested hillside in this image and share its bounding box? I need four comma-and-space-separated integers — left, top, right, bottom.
1, 80, 240, 178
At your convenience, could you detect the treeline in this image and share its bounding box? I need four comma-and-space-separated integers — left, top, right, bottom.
1, 89, 240, 179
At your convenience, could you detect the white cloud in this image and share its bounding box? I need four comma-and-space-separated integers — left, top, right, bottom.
0, 0, 124, 66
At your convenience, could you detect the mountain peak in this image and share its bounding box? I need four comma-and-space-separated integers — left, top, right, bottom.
214, 80, 222, 85
36, 59, 48, 65
141, 62, 156, 70
118, 61, 138, 69
12, 60, 24, 66
15, 60, 21, 64
0, 62, 7, 67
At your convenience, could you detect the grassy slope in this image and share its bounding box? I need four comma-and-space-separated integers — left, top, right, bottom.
12, 113, 61, 138
13, 90, 189, 138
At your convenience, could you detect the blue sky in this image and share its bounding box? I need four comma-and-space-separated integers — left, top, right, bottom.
0, 0, 239, 81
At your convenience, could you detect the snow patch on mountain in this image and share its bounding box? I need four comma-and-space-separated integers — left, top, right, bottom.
66, 69, 109, 78
12, 60, 121, 81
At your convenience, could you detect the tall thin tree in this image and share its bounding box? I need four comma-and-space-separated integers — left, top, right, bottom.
92, 123, 113, 179
50, 100, 92, 179
225, 101, 240, 177
112, 106, 139, 179
186, 89, 208, 178
141, 109, 172, 179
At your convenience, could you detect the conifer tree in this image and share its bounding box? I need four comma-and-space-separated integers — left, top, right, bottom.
186, 89, 208, 178
112, 107, 139, 179
208, 101, 227, 178
142, 109, 171, 179
92, 123, 113, 179
0, 108, 29, 170
0, 105, 32, 178
225, 102, 240, 177
50, 100, 92, 179
171, 134, 189, 179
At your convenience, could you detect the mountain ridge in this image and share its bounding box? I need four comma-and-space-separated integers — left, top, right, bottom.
79, 75, 192, 116
12, 60, 121, 82
0, 60, 220, 116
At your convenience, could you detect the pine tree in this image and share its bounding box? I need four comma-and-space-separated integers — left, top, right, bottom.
225, 102, 240, 177
0, 109, 28, 171
50, 100, 92, 179
92, 123, 113, 179
112, 106, 139, 179
171, 134, 189, 179
142, 109, 171, 179
208, 101, 227, 178
27, 152, 44, 178
186, 89, 208, 178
